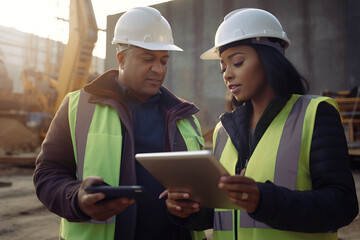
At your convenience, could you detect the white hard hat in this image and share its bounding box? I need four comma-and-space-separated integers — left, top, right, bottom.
112, 6, 182, 51
201, 8, 290, 59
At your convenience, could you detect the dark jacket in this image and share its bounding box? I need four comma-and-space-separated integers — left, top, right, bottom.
33, 70, 201, 240
184, 96, 358, 233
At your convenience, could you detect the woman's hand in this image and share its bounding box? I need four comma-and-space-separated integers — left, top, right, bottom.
218, 175, 260, 213
160, 190, 200, 218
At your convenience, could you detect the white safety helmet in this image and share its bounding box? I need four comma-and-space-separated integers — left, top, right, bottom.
112, 6, 182, 51
201, 8, 290, 59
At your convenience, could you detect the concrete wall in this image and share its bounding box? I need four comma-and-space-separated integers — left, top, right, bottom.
106, 0, 360, 131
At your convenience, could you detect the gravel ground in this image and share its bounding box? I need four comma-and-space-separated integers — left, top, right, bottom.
0, 162, 359, 240
0, 164, 59, 240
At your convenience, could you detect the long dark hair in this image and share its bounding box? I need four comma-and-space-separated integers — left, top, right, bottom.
226, 43, 309, 111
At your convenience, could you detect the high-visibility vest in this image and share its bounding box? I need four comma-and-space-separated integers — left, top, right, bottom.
212, 94, 338, 240
60, 90, 206, 240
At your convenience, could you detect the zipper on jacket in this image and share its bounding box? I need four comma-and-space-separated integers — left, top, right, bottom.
234, 210, 238, 240
235, 155, 242, 175
234, 157, 241, 240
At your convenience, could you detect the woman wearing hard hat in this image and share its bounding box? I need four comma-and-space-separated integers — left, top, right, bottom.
165, 8, 358, 240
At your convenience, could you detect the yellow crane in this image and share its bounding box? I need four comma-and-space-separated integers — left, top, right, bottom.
55, 0, 98, 114
0, 0, 98, 154
21, 0, 98, 116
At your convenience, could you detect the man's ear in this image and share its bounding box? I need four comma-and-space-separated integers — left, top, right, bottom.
116, 51, 126, 69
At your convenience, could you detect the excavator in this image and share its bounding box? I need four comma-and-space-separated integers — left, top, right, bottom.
21, 0, 98, 116
0, 0, 98, 154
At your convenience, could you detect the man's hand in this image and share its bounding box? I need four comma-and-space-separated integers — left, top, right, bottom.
218, 175, 260, 213
78, 176, 135, 221
161, 190, 200, 218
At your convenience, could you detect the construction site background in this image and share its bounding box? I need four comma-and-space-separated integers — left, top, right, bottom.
1, 0, 360, 156
0, 0, 360, 238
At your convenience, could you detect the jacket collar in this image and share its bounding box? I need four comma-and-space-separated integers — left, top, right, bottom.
83, 69, 199, 116
220, 96, 288, 166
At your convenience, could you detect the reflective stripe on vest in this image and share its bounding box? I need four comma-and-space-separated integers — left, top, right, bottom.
213, 210, 233, 231
61, 90, 206, 240
74, 90, 95, 181
214, 125, 228, 161
212, 95, 338, 240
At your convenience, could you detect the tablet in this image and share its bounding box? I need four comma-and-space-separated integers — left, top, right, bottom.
85, 183, 149, 203
135, 150, 242, 209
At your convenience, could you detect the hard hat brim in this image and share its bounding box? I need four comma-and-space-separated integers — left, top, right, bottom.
112, 40, 183, 52
200, 46, 219, 60
200, 35, 290, 60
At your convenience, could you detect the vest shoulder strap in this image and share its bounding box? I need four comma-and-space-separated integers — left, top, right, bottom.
68, 90, 96, 180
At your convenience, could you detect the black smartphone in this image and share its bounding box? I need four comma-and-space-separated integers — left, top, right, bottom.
85, 182, 149, 203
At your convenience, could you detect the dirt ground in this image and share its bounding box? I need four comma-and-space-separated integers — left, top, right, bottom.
0, 163, 59, 240
0, 118, 40, 155
0, 162, 360, 240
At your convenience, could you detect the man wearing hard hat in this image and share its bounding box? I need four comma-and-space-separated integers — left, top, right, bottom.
33, 7, 206, 240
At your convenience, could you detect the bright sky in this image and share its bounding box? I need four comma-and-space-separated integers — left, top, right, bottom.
0, 0, 172, 59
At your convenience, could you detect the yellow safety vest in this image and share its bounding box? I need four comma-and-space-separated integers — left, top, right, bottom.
212, 95, 338, 240
60, 90, 206, 240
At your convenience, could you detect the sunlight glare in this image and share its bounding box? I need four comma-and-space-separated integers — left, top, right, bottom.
0, 0, 172, 58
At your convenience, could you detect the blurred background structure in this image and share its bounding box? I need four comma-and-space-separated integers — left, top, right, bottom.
0, 0, 360, 155
106, 0, 360, 133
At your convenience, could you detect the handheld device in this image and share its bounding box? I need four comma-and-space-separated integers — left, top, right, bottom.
85, 182, 149, 203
